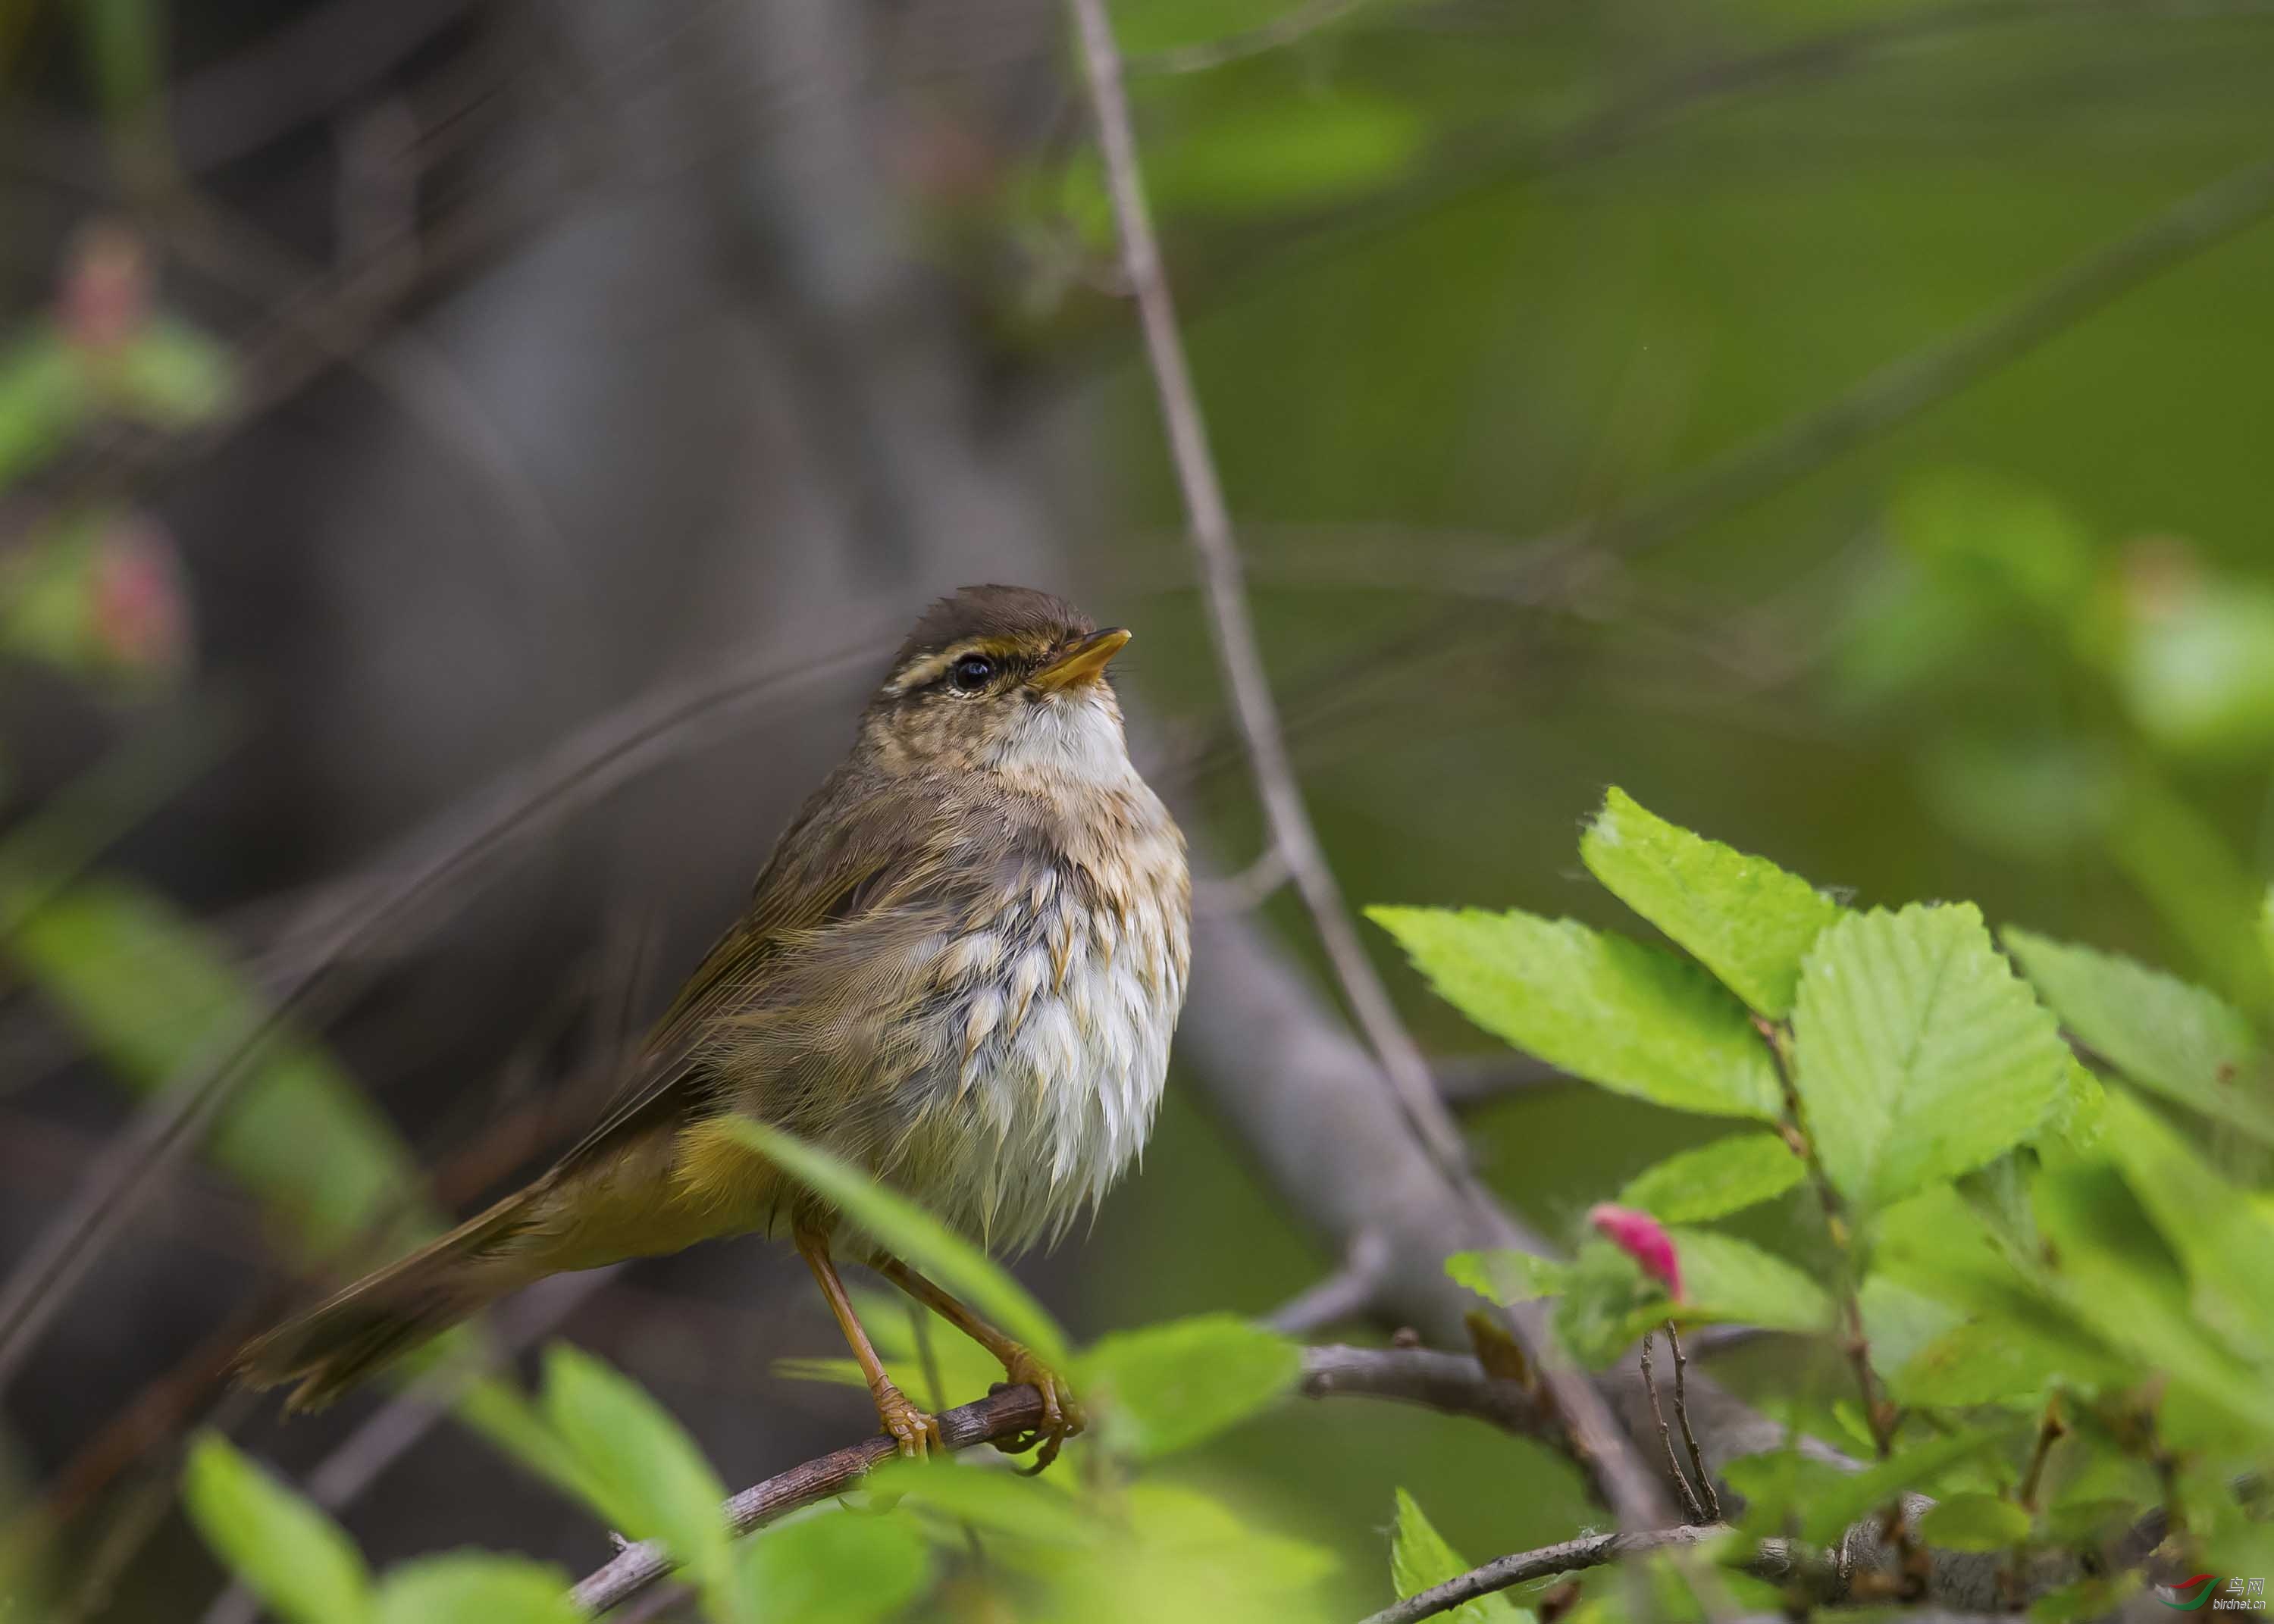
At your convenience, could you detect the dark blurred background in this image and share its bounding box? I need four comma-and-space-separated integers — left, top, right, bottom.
5, 0, 2274, 1616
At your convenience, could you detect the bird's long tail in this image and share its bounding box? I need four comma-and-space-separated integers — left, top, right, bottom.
236, 1182, 554, 1413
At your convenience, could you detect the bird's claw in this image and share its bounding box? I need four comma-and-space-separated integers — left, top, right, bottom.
872, 1380, 943, 1460
994, 1347, 1083, 1475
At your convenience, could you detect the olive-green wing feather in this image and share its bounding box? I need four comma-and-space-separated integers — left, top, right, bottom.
553, 763, 923, 1169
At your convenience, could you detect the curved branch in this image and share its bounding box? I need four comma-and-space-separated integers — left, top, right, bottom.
571, 1385, 1047, 1615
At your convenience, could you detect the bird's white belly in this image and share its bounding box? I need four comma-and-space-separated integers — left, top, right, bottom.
915, 881, 1187, 1253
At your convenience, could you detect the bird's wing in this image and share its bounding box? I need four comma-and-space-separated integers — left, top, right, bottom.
550, 762, 929, 1172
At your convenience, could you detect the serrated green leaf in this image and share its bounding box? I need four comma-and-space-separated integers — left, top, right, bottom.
180, 1433, 372, 1624
739, 1508, 932, 1624
1919, 1493, 2031, 1553
1444, 1248, 1569, 1305
1672, 1229, 1832, 1335
1791, 903, 2070, 1208
1616, 1134, 1804, 1223
724, 1119, 1068, 1370
2003, 928, 2274, 1144
1370, 906, 1781, 1119
2094, 1088, 2274, 1362
1580, 788, 1842, 1017
1076, 1314, 1300, 1459
1390, 1489, 1525, 1622
374, 1553, 580, 1624
541, 1346, 744, 1624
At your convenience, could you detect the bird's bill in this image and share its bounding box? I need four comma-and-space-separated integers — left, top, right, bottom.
1032, 627, 1132, 691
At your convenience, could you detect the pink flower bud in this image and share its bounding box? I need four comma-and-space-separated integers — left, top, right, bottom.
1588, 1203, 1683, 1302
58, 220, 151, 353
90, 517, 190, 675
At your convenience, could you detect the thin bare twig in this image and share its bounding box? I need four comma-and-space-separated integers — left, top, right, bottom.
1355, 1523, 1752, 1624
1064, 0, 1467, 1180
1668, 1322, 1722, 1523
1127, 0, 1372, 74
1066, 0, 1683, 1542
1263, 1232, 1392, 1335
1642, 1330, 1710, 1524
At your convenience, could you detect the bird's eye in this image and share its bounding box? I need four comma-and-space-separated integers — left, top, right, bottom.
948, 653, 996, 693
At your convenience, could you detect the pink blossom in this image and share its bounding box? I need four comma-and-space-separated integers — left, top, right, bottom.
90, 518, 190, 675
58, 221, 151, 353
1588, 1203, 1683, 1302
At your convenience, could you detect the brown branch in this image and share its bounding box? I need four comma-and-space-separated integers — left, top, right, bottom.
570, 1385, 1049, 1616
1355, 1523, 1755, 1624
569, 1343, 1553, 1615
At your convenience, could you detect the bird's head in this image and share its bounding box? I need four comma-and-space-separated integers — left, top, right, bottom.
861, 584, 1135, 785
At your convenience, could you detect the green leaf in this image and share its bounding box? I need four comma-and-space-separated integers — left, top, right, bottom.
2, 876, 434, 1258
724, 1119, 1068, 1369
180, 1433, 373, 1624
2031, 1572, 2142, 1622
865, 1457, 1096, 1547
1671, 1229, 1832, 1335
1554, 1240, 1669, 1367
1919, 1494, 2031, 1553
739, 1508, 932, 1624
1790, 903, 2070, 1208
0, 326, 92, 487
1889, 1317, 2078, 1409
1444, 1249, 1570, 1305
374, 1553, 581, 1624
1616, 1134, 1805, 1223
1389, 1489, 1526, 1623
2093, 1088, 2274, 1361
2118, 577, 2274, 758
1580, 788, 1842, 1018
1552, 1229, 1826, 1366
540, 1347, 744, 1624
1790, 1424, 2018, 1544
2031, 1164, 2274, 1445
1370, 906, 1781, 1119
2002, 928, 2274, 1145
1076, 1314, 1300, 1460
111, 319, 233, 428
1890, 469, 2094, 623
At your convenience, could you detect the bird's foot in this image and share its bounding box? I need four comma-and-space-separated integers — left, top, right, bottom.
994, 1346, 1084, 1475
870, 1378, 942, 1460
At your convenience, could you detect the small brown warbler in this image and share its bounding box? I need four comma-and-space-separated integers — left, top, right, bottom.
240, 586, 1191, 1465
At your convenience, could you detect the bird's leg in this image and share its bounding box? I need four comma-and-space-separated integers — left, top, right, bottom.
871, 1255, 1082, 1473
794, 1223, 941, 1460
